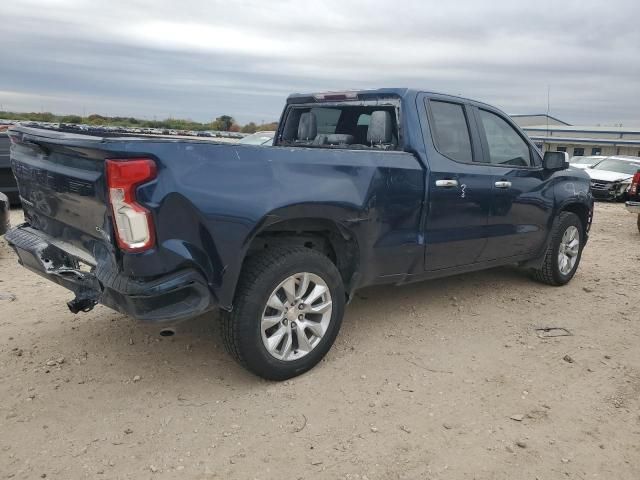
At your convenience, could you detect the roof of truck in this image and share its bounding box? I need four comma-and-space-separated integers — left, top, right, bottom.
286, 88, 498, 111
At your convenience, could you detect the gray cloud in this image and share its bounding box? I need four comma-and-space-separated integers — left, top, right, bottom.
1, 0, 639, 125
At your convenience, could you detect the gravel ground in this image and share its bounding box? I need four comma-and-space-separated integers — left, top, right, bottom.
0, 203, 639, 480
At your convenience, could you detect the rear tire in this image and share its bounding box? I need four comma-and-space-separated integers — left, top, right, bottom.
532, 212, 584, 286
221, 246, 345, 380
637, 213, 640, 233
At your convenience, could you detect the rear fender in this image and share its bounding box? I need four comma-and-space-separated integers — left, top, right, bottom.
217, 204, 366, 310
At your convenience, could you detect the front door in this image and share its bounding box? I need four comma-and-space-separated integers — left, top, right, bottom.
472, 107, 554, 260
422, 96, 493, 270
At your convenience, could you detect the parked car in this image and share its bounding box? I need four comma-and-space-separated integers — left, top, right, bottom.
625, 169, 640, 232
569, 155, 605, 169
0, 131, 19, 205
5, 88, 593, 380
585, 156, 640, 201
0, 191, 9, 235
238, 131, 275, 146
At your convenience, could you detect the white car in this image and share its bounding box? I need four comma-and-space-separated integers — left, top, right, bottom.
238, 131, 275, 146
569, 155, 606, 169
585, 156, 640, 201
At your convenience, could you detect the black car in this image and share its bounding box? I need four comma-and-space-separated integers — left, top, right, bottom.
0, 191, 9, 235
0, 131, 20, 205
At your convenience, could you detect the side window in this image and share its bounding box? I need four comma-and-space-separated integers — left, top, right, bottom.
429, 100, 473, 163
478, 109, 532, 167
357, 114, 370, 126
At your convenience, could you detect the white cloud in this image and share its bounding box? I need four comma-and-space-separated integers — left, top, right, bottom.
1, 0, 639, 124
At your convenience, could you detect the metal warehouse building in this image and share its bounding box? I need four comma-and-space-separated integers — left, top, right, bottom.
511, 114, 640, 157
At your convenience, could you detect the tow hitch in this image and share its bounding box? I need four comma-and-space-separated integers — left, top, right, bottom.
67, 293, 99, 314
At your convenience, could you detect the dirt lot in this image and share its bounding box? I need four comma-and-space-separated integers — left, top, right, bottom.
1, 203, 639, 480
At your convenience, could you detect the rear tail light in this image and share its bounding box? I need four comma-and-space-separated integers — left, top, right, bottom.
105, 158, 157, 252
630, 170, 640, 196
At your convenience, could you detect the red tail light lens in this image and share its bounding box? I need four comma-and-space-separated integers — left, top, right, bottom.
630, 170, 640, 196
105, 158, 157, 252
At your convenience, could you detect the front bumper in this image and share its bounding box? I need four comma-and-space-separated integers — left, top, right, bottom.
626, 201, 640, 214
0, 192, 9, 235
5, 225, 215, 322
590, 181, 629, 200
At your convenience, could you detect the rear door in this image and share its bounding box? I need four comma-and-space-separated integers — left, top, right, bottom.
471, 107, 553, 260
421, 94, 493, 270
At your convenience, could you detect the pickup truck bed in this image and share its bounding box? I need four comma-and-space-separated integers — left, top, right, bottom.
5, 88, 594, 379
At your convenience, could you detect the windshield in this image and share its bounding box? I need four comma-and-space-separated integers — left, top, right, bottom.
592, 159, 640, 175
571, 156, 600, 165
239, 132, 274, 145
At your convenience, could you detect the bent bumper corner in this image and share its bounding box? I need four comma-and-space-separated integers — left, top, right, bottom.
5, 225, 216, 323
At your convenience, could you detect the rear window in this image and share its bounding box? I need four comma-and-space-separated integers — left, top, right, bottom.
313, 108, 342, 135
278, 104, 399, 150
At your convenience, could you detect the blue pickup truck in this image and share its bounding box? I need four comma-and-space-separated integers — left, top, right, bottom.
5, 89, 593, 379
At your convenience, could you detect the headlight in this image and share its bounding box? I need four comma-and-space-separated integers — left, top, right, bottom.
618, 180, 632, 193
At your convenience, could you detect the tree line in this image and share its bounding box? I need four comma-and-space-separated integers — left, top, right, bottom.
0, 111, 278, 134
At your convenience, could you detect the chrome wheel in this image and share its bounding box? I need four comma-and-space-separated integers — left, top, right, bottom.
558, 225, 580, 275
261, 272, 333, 361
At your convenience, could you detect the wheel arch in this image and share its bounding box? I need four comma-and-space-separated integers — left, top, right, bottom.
244, 216, 361, 293
522, 200, 592, 270
218, 206, 363, 310
559, 201, 592, 236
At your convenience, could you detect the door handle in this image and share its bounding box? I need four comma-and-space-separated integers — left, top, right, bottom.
435, 179, 459, 188
494, 181, 512, 189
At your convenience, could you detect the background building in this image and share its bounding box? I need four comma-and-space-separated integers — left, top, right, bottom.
511, 114, 640, 157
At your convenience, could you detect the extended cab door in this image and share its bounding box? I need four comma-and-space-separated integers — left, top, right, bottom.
471, 106, 553, 260
420, 95, 493, 270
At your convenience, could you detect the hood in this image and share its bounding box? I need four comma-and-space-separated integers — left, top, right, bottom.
585, 169, 633, 182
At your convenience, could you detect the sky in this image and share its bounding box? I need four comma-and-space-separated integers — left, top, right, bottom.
1, 0, 639, 126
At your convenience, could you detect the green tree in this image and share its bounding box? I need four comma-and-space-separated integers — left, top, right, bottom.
60, 115, 83, 124
213, 115, 234, 131
241, 122, 258, 134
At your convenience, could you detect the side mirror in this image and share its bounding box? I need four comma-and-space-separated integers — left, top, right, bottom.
543, 151, 569, 171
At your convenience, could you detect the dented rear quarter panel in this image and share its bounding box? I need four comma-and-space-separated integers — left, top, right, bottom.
9, 128, 425, 309
134, 142, 425, 308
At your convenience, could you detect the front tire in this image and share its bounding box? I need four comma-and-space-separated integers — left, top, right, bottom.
532, 212, 585, 286
221, 246, 345, 380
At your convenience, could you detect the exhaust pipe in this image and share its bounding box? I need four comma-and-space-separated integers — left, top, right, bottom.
159, 328, 176, 337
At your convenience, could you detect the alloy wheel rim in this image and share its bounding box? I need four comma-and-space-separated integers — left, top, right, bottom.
261, 272, 332, 361
558, 225, 580, 275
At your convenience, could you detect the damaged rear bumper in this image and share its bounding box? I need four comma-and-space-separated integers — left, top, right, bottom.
5, 224, 215, 322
